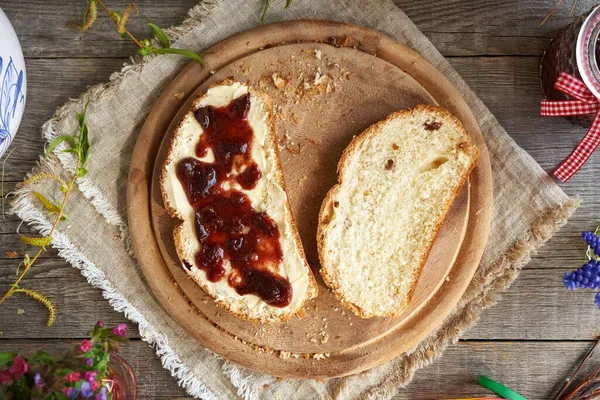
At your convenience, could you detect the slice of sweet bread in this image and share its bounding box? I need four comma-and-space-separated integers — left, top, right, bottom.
161, 80, 317, 323
317, 105, 479, 318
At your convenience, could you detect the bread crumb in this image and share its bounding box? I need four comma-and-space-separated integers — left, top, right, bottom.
173, 92, 184, 100
313, 353, 329, 360
385, 159, 394, 170
330, 35, 350, 48
392, 143, 399, 150
314, 49, 322, 60
263, 384, 270, 389
320, 332, 329, 344
5, 251, 17, 258
309, 338, 318, 343
279, 351, 291, 360
298, 175, 308, 186
17, 308, 24, 315
272, 73, 287, 89
297, 308, 307, 318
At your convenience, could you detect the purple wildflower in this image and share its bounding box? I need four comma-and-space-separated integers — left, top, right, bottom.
33, 372, 45, 388
95, 386, 108, 400
63, 387, 80, 400
80, 381, 94, 398
96, 320, 104, 328
85, 358, 94, 367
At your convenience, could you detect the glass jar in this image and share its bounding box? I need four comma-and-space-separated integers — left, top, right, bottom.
103, 354, 137, 400
540, 6, 600, 126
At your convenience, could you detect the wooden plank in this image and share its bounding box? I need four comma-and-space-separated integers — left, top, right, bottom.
0, 339, 593, 400
393, 340, 596, 400
0, 0, 198, 58
0, 0, 588, 58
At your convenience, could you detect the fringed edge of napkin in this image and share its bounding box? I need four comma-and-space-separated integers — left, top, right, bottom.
9, 157, 220, 400
362, 196, 580, 399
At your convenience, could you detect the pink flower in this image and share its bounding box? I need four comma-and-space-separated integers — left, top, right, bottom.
96, 320, 104, 328
0, 369, 11, 384
83, 370, 97, 382
65, 371, 81, 382
91, 380, 100, 391
8, 356, 28, 379
80, 339, 92, 353
111, 323, 127, 337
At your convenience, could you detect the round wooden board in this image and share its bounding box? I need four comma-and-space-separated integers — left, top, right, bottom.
128, 20, 493, 379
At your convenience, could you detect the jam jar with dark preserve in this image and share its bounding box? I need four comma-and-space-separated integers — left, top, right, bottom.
541, 6, 600, 126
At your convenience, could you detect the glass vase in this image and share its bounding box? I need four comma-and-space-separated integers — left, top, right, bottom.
103, 354, 137, 400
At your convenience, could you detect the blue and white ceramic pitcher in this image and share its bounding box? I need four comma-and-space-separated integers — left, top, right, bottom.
0, 7, 26, 158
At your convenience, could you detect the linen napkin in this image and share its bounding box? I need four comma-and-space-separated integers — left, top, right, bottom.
11, 0, 577, 399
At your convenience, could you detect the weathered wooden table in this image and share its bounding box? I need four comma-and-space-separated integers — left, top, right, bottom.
0, 1, 598, 398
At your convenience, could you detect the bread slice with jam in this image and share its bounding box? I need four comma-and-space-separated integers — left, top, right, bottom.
161, 79, 317, 323
317, 105, 479, 318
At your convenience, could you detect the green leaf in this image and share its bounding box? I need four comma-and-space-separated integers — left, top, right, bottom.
285, 0, 293, 7
111, 11, 121, 23
138, 48, 152, 56
261, 0, 271, 22
77, 167, 88, 178
45, 135, 77, 157
147, 20, 170, 49
121, 32, 127, 38
21, 235, 53, 248
30, 351, 56, 365
52, 393, 71, 400
152, 47, 205, 67
0, 352, 16, 368
77, 99, 91, 168
94, 352, 110, 380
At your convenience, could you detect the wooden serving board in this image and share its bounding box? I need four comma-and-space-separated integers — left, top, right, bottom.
128, 20, 493, 379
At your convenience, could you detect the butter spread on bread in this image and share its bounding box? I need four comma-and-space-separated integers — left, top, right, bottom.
317, 105, 479, 318
161, 80, 317, 323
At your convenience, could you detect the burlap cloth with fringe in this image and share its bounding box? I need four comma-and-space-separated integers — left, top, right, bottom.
10, 0, 578, 399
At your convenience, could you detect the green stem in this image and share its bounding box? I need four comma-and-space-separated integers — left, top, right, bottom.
94, 0, 144, 48
261, 0, 271, 22
0, 159, 80, 306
